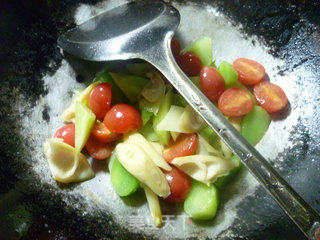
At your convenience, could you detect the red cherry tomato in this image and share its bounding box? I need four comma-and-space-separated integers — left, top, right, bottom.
89, 83, 112, 120
163, 166, 191, 203
218, 88, 253, 116
103, 104, 142, 134
253, 81, 288, 113
85, 136, 112, 160
53, 124, 75, 147
91, 121, 122, 143
171, 37, 181, 59
177, 51, 202, 77
200, 66, 225, 101
233, 58, 266, 85
163, 133, 197, 163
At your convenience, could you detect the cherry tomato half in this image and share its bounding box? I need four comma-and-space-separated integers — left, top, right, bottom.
91, 120, 122, 143
218, 88, 253, 116
177, 51, 202, 77
163, 133, 197, 163
253, 81, 288, 113
200, 66, 225, 101
171, 37, 181, 59
103, 104, 142, 134
163, 166, 191, 203
233, 58, 266, 85
85, 135, 112, 160
53, 123, 75, 147
89, 83, 112, 120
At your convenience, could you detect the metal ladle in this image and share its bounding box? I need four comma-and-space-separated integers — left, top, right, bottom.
58, 1, 320, 239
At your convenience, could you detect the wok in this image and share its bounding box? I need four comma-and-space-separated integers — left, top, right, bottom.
0, 0, 319, 239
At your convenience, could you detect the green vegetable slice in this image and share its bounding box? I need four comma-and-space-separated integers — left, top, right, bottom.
153, 89, 173, 145
241, 105, 270, 146
183, 37, 213, 66
139, 122, 159, 142
173, 93, 188, 107
126, 63, 153, 77
94, 70, 128, 104
184, 180, 219, 220
199, 126, 221, 150
141, 109, 153, 125
110, 72, 149, 103
75, 101, 96, 152
110, 153, 140, 197
218, 61, 238, 87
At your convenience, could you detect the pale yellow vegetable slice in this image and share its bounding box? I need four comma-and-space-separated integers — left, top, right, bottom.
115, 143, 170, 197
179, 105, 205, 132
156, 105, 186, 132
141, 71, 165, 103
43, 138, 94, 183
124, 132, 171, 171
62, 81, 101, 123
150, 142, 164, 155
172, 155, 234, 185
142, 183, 162, 227
170, 131, 180, 142
196, 134, 221, 156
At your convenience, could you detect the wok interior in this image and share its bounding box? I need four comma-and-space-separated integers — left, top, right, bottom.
0, 0, 319, 239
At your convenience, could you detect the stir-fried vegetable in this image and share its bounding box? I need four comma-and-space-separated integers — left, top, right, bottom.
44, 35, 289, 228
110, 153, 140, 197
182, 37, 212, 67
115, 142, 170, 197
163, 133, 198, 163
184, 180, 219, 220
44, 138, 94, 183
153, 89, 173, 145
241, 105, 270, 145
110, 72, 149, 102
218, 61, 238, 87
75, 101, 96, 152
53, 123, 75, 147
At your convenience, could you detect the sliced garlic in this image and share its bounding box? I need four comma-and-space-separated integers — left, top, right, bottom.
141, 71, 165, 103
142, 183, 162, 227
43, 138, 94, 183
196, 133, 221, 156
124, 132, 171, 171
179, 105, 205, 133
172, 155, 234, 185
156, 105, 189, 133
115, 143, 170, 197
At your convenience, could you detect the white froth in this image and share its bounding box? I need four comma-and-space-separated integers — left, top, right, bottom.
19, 1, 300, 239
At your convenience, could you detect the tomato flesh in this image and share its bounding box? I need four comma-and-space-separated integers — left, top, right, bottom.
218, 88, 253, 116
163, 166, 191, 203
91, 121, 122, 143
171, 37, 181, 59
200, 66, 225, 101
103, 104, 142, 134
89, 83, 112, 120
177, 51, 202, 77
233, 58, 266, 85
253, 81, 288, 113
85, 135, 112, 160
163, 133, 197, 163
53, 123, 75, 147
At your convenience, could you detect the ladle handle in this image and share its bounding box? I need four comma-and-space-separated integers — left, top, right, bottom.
147, 37, 320, 239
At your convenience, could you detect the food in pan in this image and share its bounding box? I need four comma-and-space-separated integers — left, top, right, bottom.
43, 36, 288, 227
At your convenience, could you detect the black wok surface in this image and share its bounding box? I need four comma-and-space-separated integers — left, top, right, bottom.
0, 0, 319, 239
